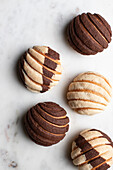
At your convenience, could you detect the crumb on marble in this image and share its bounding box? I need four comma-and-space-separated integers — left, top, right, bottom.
9, 161, 17, 168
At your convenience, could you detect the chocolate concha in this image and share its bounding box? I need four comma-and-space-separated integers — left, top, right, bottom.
19, 46, 62, 93
67, 71, 112, 115
67, 13, 112, 55
71, 129, 113, 170
24, 102, 69, 146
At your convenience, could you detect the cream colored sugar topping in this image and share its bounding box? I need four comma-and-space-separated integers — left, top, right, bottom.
34, 46, 49, 55
71, 129, 113, 170
28, 47, 62, 72
71, 137, 110, 159
23, 59, 58, 87
22, 70, 42, 92
24, 59, 43, 84
33, 46, 61, 64
73, 72, 112, 95
79, 159, 113, 170
20, 46, 62, 93
73, 145, 113, 165
67, 71, 112, 115
28, 48, 45, 65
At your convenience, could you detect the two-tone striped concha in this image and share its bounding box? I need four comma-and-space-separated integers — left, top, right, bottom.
67, 13, 112, 55
71, 129, 113, 170
19, 46, 62, 93
67, 71, 112, 115
24, 102, 69, 146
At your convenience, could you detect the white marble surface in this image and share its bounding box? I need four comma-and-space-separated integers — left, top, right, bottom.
0, 0, 113, 169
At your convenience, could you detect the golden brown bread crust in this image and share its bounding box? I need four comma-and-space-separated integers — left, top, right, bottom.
24, 102, 69, 146
67, 13, 112, 55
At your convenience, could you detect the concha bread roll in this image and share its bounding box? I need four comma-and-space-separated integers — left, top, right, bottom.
67, 71, 112, 115
24, 102, 69, 146
19, 46, 62, 93
71, 129, 113, 170
67, 13, 112, 55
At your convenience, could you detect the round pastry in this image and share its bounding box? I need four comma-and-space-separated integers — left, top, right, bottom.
67, 71, 112, 115
24, 102, 69, 146
67, 13, 112, 55
19, 46, 62, 93
71, 129, 113, 170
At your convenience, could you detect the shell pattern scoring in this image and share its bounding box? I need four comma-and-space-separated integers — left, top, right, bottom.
19, 46, 62, 93
24, 102, 69, 146
67, 13, 112, 55
67, 72, 112, 115
71, 129, 113, 170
